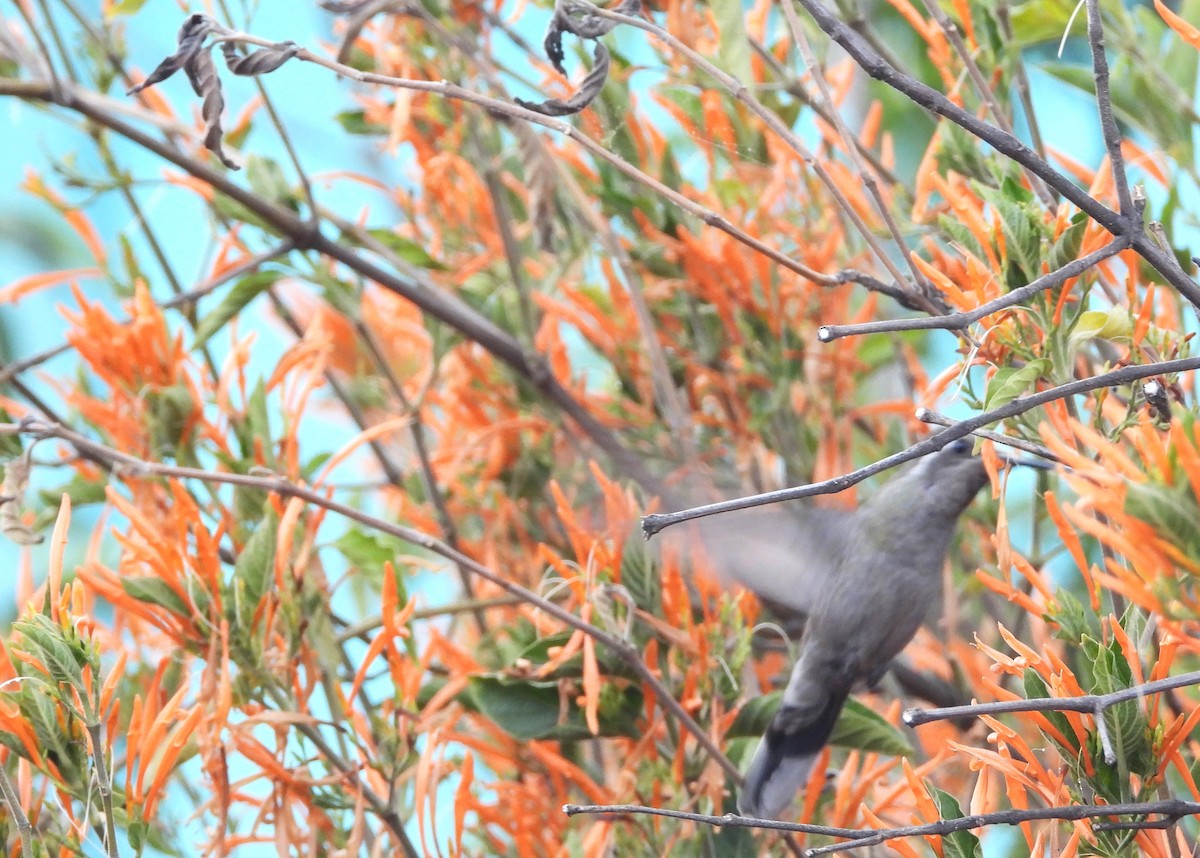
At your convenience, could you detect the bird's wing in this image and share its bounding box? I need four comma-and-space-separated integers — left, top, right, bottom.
689, 504, 850, 618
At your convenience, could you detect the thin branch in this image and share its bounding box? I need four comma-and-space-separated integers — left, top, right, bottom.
803, 799, 1200, 855
266, 289, 410, 489
563, 798, 1200, 855
0, 754, 35, 858
562, 802, 865, 837
816, 236, 1129, 341
903, 670, 1200, 727
3, 418, 741, 783
778, 0, 943, 315
213, 0, 317, 217
1084, 0, 1133, 217
914, 408, 1060, 463
353, 317, 489, 634
792, 0, 1114, 227
336, 595, 534, 642
213, 38, 844, 290
747, 37, 902, 189
995, 1, 1047, 166
642, 355, 1200, 535
84, 723, 119, 858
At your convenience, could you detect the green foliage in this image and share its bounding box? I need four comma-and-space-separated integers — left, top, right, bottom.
193, 271, 285, 348
464, 675, 644, 740
729, 692, 914, 756
927, 785, 983, 858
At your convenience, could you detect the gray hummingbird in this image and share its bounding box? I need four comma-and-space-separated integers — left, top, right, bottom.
695, 438, 993, 819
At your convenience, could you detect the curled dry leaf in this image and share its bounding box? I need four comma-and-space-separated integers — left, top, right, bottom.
187, 50, 240, 170
516, 42, 611, 117
220, 41, 301, 77
0, 449, 43, 546
126, 14, 230, 95
544, 0, 641, 74
127, 14, 299, 171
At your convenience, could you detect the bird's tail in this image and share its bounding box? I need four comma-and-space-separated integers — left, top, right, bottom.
737, 691, 848, 820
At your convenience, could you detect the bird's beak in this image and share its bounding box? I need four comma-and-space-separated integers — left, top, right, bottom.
997, 450, 1057, 471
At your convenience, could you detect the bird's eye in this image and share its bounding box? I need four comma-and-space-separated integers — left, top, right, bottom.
947, 438, 973, 455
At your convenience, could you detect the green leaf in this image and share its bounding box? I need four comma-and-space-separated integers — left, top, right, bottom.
193, 271, 284, 349
710, 0, 753, 83
976, 184, 1049, 285
938, 213, 987, 263
1045, 212, 1088, 273
212, 191, 277, 233
1007, 0, 1082, 44
0, 411, 22, 459
146, 383, 197, 456
36, 472, 108, 530
1047, 587, 1096, 642
1124, 481, 1200, 557
829, 697, 914, 756
1068, 309, 1133, 350
1083, 636, 1154, 778
926, 785, 982, 858
619, 534, 660, 614
465, 675, 642, 741
366, 229, 447, 270
105, 0, 148, 17
334, 110, 388, 135
728, 691, 782, 737
245, 155, 295, 208
334, 528, 405, 573
122, 576, 190, 616
983, 359, 1049, 411
233, 505, 280, 617
728, 693, 913, 756
14, 616, 86, 691
1023, 669, 1077, 751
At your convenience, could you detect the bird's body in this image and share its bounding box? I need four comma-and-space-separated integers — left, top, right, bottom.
699, 442, 990, 819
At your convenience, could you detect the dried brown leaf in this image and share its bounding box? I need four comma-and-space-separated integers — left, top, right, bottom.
0, 450, 42, 546
187, 50, 240, 170
516, 42, 610, 117
126, 13, 230, 95
220, 41, 300, 77
544, 0, 640, 74
516, 127, 560, 251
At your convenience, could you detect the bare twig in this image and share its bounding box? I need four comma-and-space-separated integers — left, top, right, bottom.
563, 798, 1200, 855
903, 669, 1200, 727
0, 756, 34, 858
995, 2, 1047, 166
1084, 0, 1133, 217
914, 408, 1060, 463
642, 355, 1200, 535
778, 0, 943, 315
816, 236, 1130, 341
563, 802, 864, 837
